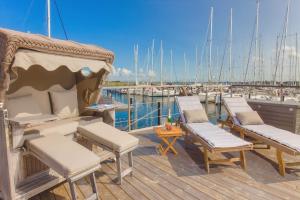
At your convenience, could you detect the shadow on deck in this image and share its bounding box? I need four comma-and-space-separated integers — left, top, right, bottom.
32, 130, 300, 200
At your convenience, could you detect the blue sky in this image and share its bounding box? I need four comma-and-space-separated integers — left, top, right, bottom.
1, 0, 299, 82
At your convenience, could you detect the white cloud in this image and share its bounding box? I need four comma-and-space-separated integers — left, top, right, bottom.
109, 67, 132, 78
274, 45, 300, 58
121, 68, 132, 76
148, 69, 156, 78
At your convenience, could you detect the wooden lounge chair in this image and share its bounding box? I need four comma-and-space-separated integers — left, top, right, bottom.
223, 97, 300, 176
77, 122, 139, 184
175, 96, 253, 173
26, 134, 101, 200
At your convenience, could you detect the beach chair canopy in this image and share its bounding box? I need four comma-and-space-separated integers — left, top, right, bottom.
0, 28, 115, 103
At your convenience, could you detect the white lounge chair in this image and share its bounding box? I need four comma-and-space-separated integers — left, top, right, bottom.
223, 97, 300, 176
175, 96, 252, 173
26, 134, 100, 200
77, 122, 139, 184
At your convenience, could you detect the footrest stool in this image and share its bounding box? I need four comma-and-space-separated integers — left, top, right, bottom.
77, 122, 139, 184
26, 134, 101, 200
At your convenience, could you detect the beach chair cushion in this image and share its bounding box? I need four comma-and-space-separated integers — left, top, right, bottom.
25, 116, 103, 136
236, 111, 264, 125
184, 109, 208, 123
77, 122, 139, 152
242, 124, 300, 152
186, 122, 252, 148
26, 134, 100, 178
49, 89, 79, 119
6, 94, 43, 118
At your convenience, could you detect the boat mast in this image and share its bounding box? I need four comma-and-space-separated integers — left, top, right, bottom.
184, 53, 187, 85
151, 39, 155, 85
208, 7, 214, 83
296, 33, 298, 84
254, 0, 260, 84
280, 0, 291, 84
195, 47, 198, 84
134, 44, 139, 85
146, 48, 150, 85
170, 49, 173, 84
47, 0, 51, 38
160, 40, 163, 86
229, 8, 233, 82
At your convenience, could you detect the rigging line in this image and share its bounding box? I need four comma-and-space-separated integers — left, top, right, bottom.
22, 0, 35, 29
218, 12, 231, 83
218, 40, 229, 83
199, 15, 211, 82
53, 0, 69, 40
243, 19, 256, 83
273, 2, 290, 84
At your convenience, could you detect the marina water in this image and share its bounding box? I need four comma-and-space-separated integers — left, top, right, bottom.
104, 89, 228, 130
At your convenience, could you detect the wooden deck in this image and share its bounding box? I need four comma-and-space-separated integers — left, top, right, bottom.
31, 130, 300, 200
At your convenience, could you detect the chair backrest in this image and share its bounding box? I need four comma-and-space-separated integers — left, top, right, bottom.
223, 97, 253, 124
175, 96, 203, 123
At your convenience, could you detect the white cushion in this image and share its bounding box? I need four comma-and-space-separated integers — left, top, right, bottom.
6, 95, 43, 118
26, 134, 100, 178
25, 116, 103, 136
78, 122, 139, 152
176, 96, 203, 123
236, 111, 264, 125
184, 109, 208, 123
187, 122, 252, 148
223, 97, 253, 117
50, 89, 79, 119
242, 124, 300, 152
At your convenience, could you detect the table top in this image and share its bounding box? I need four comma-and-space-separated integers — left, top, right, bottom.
154, 126, 183, 137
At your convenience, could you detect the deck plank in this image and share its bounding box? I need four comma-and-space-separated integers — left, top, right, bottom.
105, 162, 165, 200
94, 169, 133, 200
123, 157, 200, 200
101, 164, 148, 200
30, 131, 300, 200
51, 183, 70, 200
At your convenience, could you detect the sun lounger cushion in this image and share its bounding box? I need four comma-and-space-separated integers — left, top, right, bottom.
223, 98, 253, 116
184, 109, 208, 123
223, 97, 254, 125
236, 111, 264, 125
6, 94, 43, 118
186, 122, 251, 148
77, 122, 139, 152
49, 89, 79, 119
176, 96, 203, 123
242, 124, 300, 152
26, 134, 100, 178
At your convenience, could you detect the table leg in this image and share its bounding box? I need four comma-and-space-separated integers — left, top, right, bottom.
161, 137, 179, 155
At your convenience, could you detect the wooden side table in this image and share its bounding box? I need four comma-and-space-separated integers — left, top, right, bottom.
154, 126, 183, 155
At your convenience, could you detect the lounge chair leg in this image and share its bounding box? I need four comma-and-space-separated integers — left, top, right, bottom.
68, 179, 77, 200
239, 131, 245, 139
116, 154, 122, 184
90, 173, 99, 199
276, 150, 286, 176
203, 148, 210, 173
240, 150, 246, 170
128, 151, 133, 176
